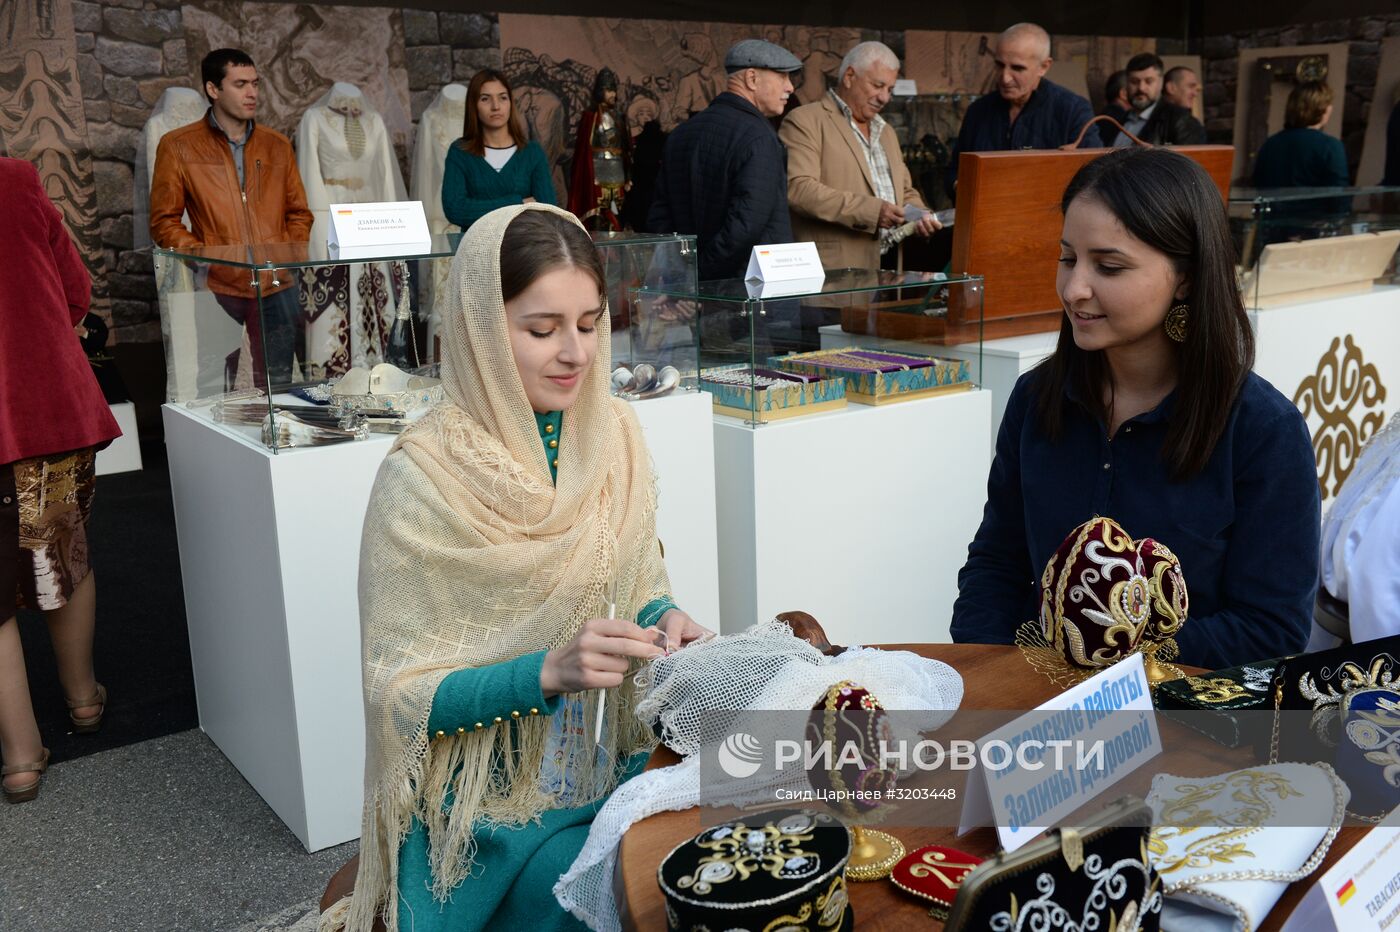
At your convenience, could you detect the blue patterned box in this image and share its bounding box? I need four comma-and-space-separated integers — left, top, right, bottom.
772, 347, 971, 405
700, 364, 847, 422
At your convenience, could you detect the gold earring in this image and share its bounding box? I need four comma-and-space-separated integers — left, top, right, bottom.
1164, 303, 1189, 343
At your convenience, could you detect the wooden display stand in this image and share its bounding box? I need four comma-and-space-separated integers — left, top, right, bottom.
1242, 230, 1400, 308
841, 146, 1234, 345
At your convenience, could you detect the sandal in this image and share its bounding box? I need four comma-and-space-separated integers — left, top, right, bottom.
67, 682, 107, 733
2, 748, 50, 804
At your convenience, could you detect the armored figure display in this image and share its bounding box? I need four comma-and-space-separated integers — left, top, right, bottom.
568, 68, 631, 230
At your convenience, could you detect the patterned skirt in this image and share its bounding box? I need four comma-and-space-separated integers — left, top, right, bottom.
6, 448, 97, 612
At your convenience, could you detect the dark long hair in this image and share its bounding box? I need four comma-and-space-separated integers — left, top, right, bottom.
458, 70, 528, 157
499, 209, 604, 303
1033, 147, 1254, 480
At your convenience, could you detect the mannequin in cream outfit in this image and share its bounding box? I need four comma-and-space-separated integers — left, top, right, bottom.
138, 86, 239, 400
297, 82, 409, 377
410, 83, 467, 361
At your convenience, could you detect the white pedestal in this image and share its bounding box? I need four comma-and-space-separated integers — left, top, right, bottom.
163, 391, 719, 851
712, 389, 992, 646
819, 325, 1057, 453
1249, 287, 1400, 510
96, 401, 143, 475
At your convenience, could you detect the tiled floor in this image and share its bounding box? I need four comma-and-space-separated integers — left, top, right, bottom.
0, 730, 355, 932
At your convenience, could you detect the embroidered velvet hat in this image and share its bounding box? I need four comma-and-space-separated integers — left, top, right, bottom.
805, 681, 898, 818
658, 809, 854, 931
1019, 517, 1189, 688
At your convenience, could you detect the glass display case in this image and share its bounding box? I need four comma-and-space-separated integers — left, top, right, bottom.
592, 231, 698, 402
635, 269, 984, 425
153, 229, 700, 452
153, 236, 458, 452
1229, 186, 1400, 309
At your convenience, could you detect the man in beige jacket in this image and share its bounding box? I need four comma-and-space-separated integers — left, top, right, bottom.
780, 41, 939, 272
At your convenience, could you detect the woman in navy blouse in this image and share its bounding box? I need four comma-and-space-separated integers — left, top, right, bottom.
951, 148, 1320, 670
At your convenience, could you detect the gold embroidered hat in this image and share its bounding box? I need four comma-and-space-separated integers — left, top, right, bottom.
1018, 516, 1188, 688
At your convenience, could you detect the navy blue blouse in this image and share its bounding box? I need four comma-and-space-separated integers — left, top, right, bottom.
951, 370, 1321, 670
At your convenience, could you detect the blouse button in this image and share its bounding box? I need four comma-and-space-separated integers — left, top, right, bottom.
456, 726, 465, 735
552, 458, 558, 468
511, 710, 521, 719
545, 423, 554, 433
1103, 463, 1111, 470
530, 707, 539, 715
1, 496, 10, 505
548, 439, 558, 449
435, 730, 445, 739
493, 716, 503, 725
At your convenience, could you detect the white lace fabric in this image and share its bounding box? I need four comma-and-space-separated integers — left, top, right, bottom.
553, 620, 965, 931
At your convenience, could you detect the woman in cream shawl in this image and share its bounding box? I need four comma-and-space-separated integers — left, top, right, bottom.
332, 203, 708, 932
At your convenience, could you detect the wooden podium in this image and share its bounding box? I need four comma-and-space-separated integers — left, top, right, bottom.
842, 146, 1235, 345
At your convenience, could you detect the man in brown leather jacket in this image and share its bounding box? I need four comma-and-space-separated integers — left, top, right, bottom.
150, 48, 313, 388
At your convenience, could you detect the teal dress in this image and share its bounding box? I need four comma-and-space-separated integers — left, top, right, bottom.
395, 411, 676, 931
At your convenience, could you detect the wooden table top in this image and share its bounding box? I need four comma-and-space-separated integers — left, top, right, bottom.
616, 643, 1366, 931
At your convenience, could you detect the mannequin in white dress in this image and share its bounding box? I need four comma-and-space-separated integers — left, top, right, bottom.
410, 82, 467, 360
138, 86, 241, 401
135, 86, 207, 250
296, 82, 409, 377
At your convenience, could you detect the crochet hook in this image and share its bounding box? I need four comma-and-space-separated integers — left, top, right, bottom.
595, 579, 617, 747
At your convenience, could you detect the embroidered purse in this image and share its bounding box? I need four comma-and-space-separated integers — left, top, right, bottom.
888, 845, 983, 920
1146, 762, 1348, 932
1269, 635, 1399, 768
1335, 687, 1400, 821
943, 796, 1162, 932
1154, 658, 1284, 748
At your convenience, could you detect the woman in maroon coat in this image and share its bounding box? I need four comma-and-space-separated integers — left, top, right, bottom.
1, 157, 121, 803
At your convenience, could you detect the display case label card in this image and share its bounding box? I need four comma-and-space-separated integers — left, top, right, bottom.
1281, 807, 1400, 932
328, 201, 431, 257
894, 79, 918, 96
956, 653, 1160, 853
745, 242, 824, 284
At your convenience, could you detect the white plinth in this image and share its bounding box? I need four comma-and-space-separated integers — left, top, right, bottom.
819, 325, 1057, 452
1248, 286, 1400, 510
163, 391, 718, 851
95, 401, 143, 475
712, 388, 992, 646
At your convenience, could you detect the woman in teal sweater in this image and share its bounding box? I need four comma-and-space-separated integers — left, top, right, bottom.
333, 205, 708, 932
442, 70, 557, 230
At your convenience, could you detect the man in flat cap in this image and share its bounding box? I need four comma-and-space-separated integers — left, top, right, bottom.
649, 39, 801, 280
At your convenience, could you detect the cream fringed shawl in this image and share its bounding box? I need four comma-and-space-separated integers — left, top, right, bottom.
332, 204, 669, 932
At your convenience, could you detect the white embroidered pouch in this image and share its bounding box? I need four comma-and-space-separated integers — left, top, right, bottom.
1145, 762, 1348, 932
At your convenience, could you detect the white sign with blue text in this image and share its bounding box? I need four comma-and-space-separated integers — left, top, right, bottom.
957, 653, 1161, 853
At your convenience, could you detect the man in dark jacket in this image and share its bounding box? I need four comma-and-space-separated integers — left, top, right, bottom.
1101, 70, 1130, 124
1112, 53, 1207, 147
945, 23, 1100, 197
648, 39, 801, 280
